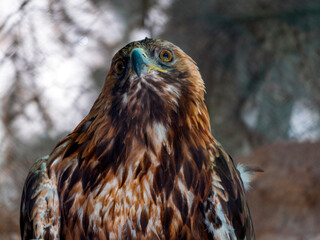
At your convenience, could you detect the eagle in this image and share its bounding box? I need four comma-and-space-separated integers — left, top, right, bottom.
20, 38, 255, 239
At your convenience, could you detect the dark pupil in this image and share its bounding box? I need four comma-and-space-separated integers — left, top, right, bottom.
163, 52, 169, 59
117, 63, 123, 71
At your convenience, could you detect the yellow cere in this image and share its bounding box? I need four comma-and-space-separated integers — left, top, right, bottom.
147, 64, 168, 73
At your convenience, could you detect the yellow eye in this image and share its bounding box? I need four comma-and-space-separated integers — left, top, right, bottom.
159, 49, 173, 62
114, 60, 125, 75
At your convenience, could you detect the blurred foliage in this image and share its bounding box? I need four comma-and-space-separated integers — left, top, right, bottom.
162, 0, 320, 155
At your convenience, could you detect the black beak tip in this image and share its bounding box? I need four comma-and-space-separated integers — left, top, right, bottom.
133, 64, 141, 77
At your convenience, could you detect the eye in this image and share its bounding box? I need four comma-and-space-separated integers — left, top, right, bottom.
114, 60, 125, 75
159, 49, 173, 62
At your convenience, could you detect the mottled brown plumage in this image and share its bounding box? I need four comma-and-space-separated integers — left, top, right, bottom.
20, 38, 255, 239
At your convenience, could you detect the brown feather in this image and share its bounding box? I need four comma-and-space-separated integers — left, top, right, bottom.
20, 38, 254, 239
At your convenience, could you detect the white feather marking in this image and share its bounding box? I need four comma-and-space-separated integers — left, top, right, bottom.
148, 223, 161, 240
153, 122, 167, 143
204, 193, 237, 240
109, 232, 116, 239
122, 93, 128, 105
77, 207, 83, 225
127, 165, 133, 182
103, 201, 115, 222
89, 201, 102, 227
237, 163, 255, 191
127, 218, 136, 238
126, 189, 133, 205
165, 84, 180, 98
214, 199, 237, 240
143, 177, 152, 199
48, 155, 59, 168
176, 178, 194, 214
211, 172, 221, 182
98, 178, 118, 197
136, 205, 142, 228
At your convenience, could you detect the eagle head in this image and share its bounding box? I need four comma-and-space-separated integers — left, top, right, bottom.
91, 38, 209, 131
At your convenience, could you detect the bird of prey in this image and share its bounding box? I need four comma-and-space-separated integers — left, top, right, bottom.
20, 38, 255, 239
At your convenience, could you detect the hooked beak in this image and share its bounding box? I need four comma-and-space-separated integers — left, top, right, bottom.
131, 48, 149, 77
131, 48, 167, 77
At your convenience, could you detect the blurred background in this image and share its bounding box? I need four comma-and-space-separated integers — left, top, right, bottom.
1, 0, 320, 239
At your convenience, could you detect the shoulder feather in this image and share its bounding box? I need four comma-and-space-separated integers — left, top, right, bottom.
20, 155, 60, 240
201, 146, 255, 240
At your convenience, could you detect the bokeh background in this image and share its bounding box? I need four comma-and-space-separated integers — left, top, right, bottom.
1, 0, 320, 239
